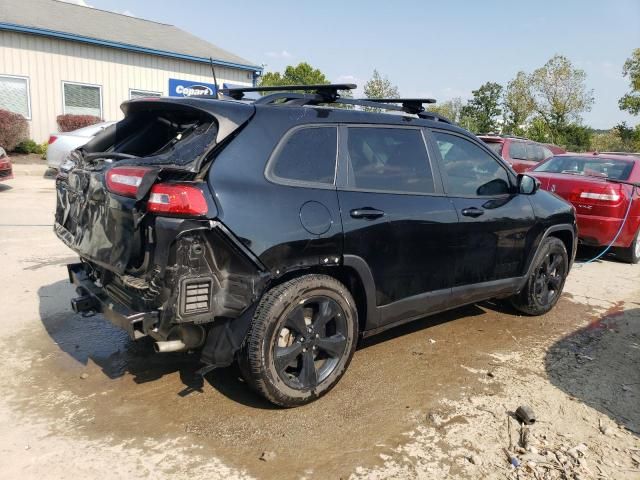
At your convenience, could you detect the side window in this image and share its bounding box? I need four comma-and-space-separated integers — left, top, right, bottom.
346, 127, 434, 194
527, 144, 545, 162
433, 131, 511, 197
269, 126, 337, 185
509, 141, 527, 160
542, 146, 554, 159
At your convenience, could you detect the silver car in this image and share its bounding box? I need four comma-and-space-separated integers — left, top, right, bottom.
47, 121, 115, 169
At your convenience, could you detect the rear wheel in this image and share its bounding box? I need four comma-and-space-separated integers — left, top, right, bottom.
239, 274, 358, 407
511, 237, 569, 315
615, 227, 640, 264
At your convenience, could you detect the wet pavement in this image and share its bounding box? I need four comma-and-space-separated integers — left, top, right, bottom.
1, 176, 638, 479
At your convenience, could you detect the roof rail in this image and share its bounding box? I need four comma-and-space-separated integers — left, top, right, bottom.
221, 83, 356, 101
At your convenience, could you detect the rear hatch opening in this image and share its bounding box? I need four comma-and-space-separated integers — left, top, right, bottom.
54, 98, 257, 329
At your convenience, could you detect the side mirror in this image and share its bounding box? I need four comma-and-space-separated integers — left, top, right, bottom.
518, 174, 540, 195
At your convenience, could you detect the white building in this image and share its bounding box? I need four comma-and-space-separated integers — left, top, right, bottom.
0, 0, 261, 142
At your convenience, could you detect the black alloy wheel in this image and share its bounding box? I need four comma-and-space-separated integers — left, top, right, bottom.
511, 236, 569, 315
239, 274, 358, 407
274, 296, 348, 390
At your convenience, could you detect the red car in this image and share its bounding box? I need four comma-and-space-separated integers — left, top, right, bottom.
530, 153, 640, 264
0, 147, 13, 181
479, 135, 565, 173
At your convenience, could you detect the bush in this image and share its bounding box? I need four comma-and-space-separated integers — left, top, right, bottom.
0, 109, 29, 151
13, 139, 48, 156
14, 139, 38, 154
56, 114, 102, 132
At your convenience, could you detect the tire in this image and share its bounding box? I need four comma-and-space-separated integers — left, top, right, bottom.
239, 274, 358, 407
615, 227, 640, 264
510, 237, 569, 316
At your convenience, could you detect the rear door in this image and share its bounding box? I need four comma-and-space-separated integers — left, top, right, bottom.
429, 130, 536, 289
508, 140, 533, 173
337, 125, 459, 327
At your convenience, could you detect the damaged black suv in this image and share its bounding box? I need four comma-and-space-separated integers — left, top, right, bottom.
55, 84, 577, 407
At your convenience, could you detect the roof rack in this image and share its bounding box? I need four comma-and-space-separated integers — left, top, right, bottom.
219, 84, 451, 124
221, 83, 356, 101
363, 98, 436, 115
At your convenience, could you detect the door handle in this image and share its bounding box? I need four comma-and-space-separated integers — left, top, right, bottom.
350, 208, 385, 219
461, 207, 484, 218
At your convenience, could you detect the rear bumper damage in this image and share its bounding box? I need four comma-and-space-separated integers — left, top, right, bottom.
64, 217, 271, 366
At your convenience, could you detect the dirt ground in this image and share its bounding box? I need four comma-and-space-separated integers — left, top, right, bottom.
0, 174, 638, 479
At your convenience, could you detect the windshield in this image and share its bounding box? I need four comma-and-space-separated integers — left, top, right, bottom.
482, 141, 503, 156
534, 156, 634, 181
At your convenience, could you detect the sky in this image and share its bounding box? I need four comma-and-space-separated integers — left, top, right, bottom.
67, 0, 639, 129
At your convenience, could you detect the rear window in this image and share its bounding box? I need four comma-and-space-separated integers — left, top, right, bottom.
534, 156, 634, 181
483, 141, 503, 156
508, 141, 527, 160
346, 127, 434, 194
269, 126, 337, 185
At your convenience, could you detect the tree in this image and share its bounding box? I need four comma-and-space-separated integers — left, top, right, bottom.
528, 55, 594, 142
459, 82, 503, 133
503, 72, 535, 135
619, 48, 640, 115
259, 62, 329, 89
362, 70, 399, 112
428, 97, 464, 123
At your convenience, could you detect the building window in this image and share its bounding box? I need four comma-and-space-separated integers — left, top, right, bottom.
62, 82, 102, 118
129, 89, 162, 100
0, 75, 31, 119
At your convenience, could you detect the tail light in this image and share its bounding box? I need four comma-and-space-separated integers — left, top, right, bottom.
106, 166, 153, 198
147, 183, 208, 217
48, 135, 58, 144
570, 184, 623, 204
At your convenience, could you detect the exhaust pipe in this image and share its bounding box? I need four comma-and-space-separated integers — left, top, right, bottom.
154, 324, 205, 353
154, 339, 187, 353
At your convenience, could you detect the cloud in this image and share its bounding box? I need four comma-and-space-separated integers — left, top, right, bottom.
121, 10, 136, 17
265, 50, 292, 59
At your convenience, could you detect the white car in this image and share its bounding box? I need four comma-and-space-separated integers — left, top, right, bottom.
47, 121, 115, 169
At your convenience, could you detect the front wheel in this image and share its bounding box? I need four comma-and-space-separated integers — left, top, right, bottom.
615, 227, 640, 264
239, 274, 358, 407
510, 237, 569, 315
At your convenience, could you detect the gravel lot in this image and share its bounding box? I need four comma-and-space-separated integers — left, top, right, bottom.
0, 174, 638, 479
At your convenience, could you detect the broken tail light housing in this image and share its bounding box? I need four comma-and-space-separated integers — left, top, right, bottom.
147, 183, 208, 217
106, 166, 153, 198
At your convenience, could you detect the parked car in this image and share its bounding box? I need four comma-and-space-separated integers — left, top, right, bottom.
55, 85, 577, 407
0, 147, 13, 181
530, 153, 640, 264
47, 121, 115, 169
478, 135, 565, 173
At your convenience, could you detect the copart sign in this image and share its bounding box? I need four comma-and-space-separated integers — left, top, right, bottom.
168, 78, 217, 97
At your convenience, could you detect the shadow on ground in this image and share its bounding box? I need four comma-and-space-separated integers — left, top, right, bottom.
545, 305, 640, 436
38, 278, 513, 408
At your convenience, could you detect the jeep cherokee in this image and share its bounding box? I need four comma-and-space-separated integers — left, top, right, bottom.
55, 84, 577, 407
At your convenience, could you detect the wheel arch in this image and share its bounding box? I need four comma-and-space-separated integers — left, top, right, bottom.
265, 256, 379, 334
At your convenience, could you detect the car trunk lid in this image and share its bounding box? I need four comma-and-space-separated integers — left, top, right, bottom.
532, 172, 628, 218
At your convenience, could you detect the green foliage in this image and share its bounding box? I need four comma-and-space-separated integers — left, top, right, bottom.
503, 72, 535, 135
14, 139, 38, 154
428, 97, 464, 123
362, 70, 399, 112
258, 62, 330, 90
459, 82, 503, 134
13, 139, 47, 156
619, 48, 640, 115
528, 55, 594, 142
555, 124, 593, 152
592, 122, 640, 152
